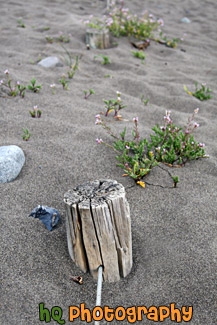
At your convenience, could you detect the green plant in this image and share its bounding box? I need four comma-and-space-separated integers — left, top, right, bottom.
27, 78, 42, 93
84, 7, 160, 40
157, 32, 182, 48
42, 26, 50, 31
59, 44, 80, 80
56, 31, 71, 43
30, 54, 42, 65
50, 84, 56, 95
184, 82, 212, 101
104, 74, 112, 78
95, 108, 208, 187
83, 16, 105, 30
59, 75, 69, 90
29, 105, 42, 118
17, 18, 25, 28
84, 88, 95, 99
103, 91, 126, 118
84, 5, 181, 49
45, 35, 54, 43
22, 128, 31, 141
141, 95, 149, 105
94, 54, 111, 65
46, 32, 70, 44
131, 50, 145, 63
67, 55, 79, 79
0, 70, 26, 97
172, 176, 179, 188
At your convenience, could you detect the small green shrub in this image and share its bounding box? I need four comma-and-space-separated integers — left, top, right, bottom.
95, 108, 208, 187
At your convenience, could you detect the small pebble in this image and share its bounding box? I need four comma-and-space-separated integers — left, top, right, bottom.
181, 17, 191, 23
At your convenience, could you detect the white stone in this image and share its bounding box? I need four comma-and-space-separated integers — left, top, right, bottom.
0, 145, 25, 183
181, 17, 191, 23
38, 56, 63, 68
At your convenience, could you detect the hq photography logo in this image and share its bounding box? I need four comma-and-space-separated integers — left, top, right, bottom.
39, 302, 193, 323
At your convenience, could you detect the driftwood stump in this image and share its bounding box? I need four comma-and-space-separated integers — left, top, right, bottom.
64, 180, 132, 282
86, 28, 111, 49
107, 0, 116, 9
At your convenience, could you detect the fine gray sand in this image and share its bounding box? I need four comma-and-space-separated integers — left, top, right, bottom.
0, 0, 216, 324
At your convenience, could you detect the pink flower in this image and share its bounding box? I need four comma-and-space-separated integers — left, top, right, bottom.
95, 114, 101, 125
198, 143, 205, 148
126, 145, 130, 149
157, 18, 164, 26
17, 81, 20, 85
164, 116, 171, 123
163, 148, 166, 153
156, 147, 161, 152
106, 17, 113, 26
95, 119, 101, 125
34, 105, 38, 110
0, 80, 3, 85
96, 138, 103, 144
122, 8, 129, 13
193, 122, 199, 128
133, 117, 138, 122
4, 69, 9, 75
194, 108, 199, 114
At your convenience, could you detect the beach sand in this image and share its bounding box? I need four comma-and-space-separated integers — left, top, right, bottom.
0, 0, 216, 324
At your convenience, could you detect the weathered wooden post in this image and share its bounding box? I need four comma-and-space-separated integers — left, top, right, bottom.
64, 179, 132, 282
86, 28, 111, 49
107, 0, 116, 9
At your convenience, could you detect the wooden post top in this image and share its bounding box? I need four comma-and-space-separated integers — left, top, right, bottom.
64, 179, 132, 282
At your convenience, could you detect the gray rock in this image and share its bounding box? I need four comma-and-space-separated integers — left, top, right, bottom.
181, 17, 191, 23
38, 56, 63, 68
0, 145, 25, 183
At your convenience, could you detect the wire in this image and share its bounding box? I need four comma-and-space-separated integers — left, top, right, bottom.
94, 265, 103, 325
